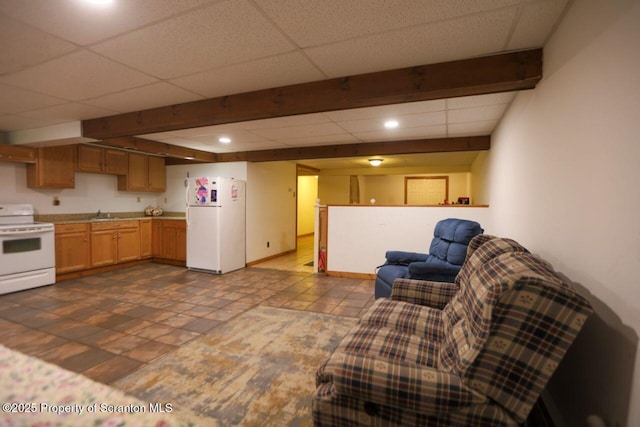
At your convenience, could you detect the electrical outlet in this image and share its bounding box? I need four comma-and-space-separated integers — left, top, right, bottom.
164, 197, 168, 204
137, 196, 141, 203
53, 196, 60, 206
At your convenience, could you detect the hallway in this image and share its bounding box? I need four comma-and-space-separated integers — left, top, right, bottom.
253, 234, 315, 273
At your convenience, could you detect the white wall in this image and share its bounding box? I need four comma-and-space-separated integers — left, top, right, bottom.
246, 161, 297, 263
0, 162, 159, 215
163, 162, 248, 212
327, 206, 492, 275
485, 1, 640, 425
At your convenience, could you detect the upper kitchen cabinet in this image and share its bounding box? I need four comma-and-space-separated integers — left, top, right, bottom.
0, 145, 36, 164
26, 145, 76, 189
117, 152, 166, 192
76, 144, 128, 175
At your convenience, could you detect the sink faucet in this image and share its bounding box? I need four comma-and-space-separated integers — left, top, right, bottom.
95, 209, 101, 219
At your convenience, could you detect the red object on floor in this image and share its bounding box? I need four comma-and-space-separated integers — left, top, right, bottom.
318, 249, 327, 271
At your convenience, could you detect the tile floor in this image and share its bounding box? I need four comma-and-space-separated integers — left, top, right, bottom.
0, 236, 375, 386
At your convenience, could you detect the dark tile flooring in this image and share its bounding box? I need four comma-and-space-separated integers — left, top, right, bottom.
0, 263, 375, 385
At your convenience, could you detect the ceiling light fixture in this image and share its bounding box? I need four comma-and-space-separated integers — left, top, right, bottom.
384, 120, 399, 129
218, 137, 231, 144
368, 158, 383, 167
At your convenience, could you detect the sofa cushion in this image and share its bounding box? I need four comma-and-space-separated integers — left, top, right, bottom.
359, 298, 444, 341
429, 219, 483, 265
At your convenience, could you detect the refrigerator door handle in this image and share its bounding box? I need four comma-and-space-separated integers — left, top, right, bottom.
185, 182, 190, 228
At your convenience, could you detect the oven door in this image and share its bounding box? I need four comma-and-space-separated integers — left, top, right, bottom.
0, 225, 55, 277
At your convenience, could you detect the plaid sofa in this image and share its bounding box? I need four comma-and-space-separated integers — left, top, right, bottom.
313, 235, 592, 426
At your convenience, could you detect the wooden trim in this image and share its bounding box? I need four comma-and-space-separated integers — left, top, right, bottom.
246, 249, 296, 266
404, 175, 450, 204
217, 135, 490, 163
96, 137, 217, 162
82, 49, 542, 139
325, 270, 376, 280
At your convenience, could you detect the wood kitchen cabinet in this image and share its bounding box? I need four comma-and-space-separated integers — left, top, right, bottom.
139, 219, 152, 258
152, 219, 187, 262
55, 223, 90, 274
76, 144, 128, 175
90, 221, 140, 267
27, 145, 76, 188
0, 145, 36, 163
117, 152, 166, 192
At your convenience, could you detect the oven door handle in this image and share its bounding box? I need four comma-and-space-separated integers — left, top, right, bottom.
0, 229, 53, 237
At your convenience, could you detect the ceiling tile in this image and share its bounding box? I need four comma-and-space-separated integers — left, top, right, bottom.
20, 102, 118, 123
189, 130, 269, 144
83, 82, 203, 113
448, 120, 497, 136
250, 122, 346, 140
171, 52, 326, 98
279, 133, 360, 147
0, 50, 157, 101
323, 100, 446, 121
0, 0, 215, 45
304, 8, 517, 77
0, 84, 65, 114
448, 104, 508, 124
255, 0, 519, 47
353, 124, 448, 141
91, 0, 296, 79
0, 15, 77, 75
234, 113, 332, 131
447, 92, 516, 109
507, 0, 570, 50
0, 113, 55, 131
337, 111, 446, 133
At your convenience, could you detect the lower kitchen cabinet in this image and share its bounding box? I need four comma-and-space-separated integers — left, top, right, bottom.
54, 218, 184, 278
139, 219, 152, 258
153, 219, 187, 262
90, 221, 140, 267
55, 223, 90, 274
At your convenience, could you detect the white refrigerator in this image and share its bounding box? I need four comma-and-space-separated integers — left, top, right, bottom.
186, 177, 246, 274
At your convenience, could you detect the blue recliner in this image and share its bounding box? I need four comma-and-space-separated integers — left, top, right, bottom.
374, 218, 484, 298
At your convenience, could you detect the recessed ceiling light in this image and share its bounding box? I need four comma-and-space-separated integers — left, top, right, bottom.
384, 120, 399, 129
219, 137, 231, 144
85, 0, 113, 4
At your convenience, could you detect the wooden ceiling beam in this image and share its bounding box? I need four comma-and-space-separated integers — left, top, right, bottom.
96, 136, 217, 162
82, 49, 542, 139
216, 136, 490, 163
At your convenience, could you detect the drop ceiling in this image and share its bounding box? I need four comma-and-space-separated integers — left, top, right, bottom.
0, 0, 570, 171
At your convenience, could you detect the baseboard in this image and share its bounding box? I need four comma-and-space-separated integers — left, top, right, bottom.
325, 270, 376, 280
246, 249, 296, 266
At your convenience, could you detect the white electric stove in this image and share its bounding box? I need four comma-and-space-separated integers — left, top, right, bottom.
0, 204, 55, 295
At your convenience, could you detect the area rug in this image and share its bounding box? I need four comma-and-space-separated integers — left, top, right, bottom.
113, 306, 358, 426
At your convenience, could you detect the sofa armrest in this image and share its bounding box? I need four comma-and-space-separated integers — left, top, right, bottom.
328, 353, 486, 415
384, 250, 429, 265
408, 260, 461, 279
391, 278, 459, 309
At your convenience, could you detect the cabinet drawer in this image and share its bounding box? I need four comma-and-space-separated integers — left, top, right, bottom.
90, 220, 139, 231
56, 223, 89, 233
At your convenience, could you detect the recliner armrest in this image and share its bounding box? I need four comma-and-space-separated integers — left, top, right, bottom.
384, 250, 429, 265
327, 353, 486, 415
408, 259, 461, 279
391, 278, 458, 309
